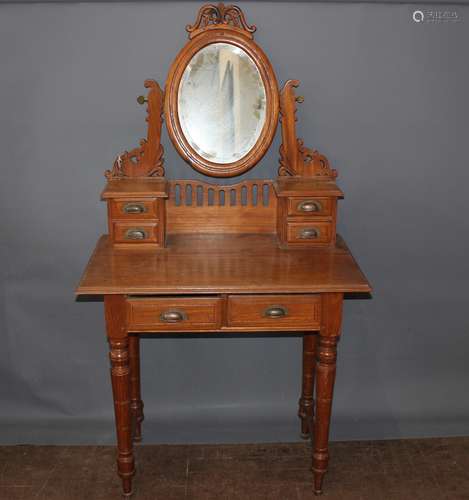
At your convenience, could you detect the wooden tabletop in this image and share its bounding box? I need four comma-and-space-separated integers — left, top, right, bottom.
76, 234, 371, 296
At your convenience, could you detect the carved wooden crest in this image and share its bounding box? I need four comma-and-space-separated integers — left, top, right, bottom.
186, 3, 256, 38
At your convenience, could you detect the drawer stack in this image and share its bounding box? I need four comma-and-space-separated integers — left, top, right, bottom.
102, 179, 168, 248
274, 178, 343, 248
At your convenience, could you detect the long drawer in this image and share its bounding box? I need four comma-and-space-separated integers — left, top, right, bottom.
227, 294, 321, 330
127, 296, 222, 331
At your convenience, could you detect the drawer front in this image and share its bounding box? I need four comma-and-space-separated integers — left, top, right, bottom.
286, 221, 333, 245
127, 297, 222, 331
113, 222, 160, 244
110, 199, 158, 219
287, 197, 332, 217
227, 295, 320, 329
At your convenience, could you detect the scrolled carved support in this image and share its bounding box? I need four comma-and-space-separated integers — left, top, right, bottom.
278, 80, 337, 179
299, 142, 338, 180
105, 80, 165, 180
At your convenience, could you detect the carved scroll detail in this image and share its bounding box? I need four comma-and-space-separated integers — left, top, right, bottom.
298, 141, 337, 179
279, 80, 337, 179
186, 3, 256, 38
105, 80, 165, 179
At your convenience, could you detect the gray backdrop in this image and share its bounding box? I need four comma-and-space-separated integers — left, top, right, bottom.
1, 1, 468, 445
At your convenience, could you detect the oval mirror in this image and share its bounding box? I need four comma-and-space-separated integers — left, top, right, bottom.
178, 43, 266, 165
165, 31, 279, 177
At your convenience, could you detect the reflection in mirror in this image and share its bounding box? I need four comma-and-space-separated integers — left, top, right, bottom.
178, 43, 267, 164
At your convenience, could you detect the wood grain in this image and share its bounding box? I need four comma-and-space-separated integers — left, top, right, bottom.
101, 179, 168, 199
274, 178, 343, 198
76, 234, 371, 296
127, 296, 223, 332
226, 294, 320, 329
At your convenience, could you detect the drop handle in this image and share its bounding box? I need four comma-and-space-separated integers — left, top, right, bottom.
264, 306, 288, 318
123, 203, 146, 214
160, 310, 187, 323
125, 229, 147, 240
297, 200, 321, 213
299, 228, 319, 240
137, 95, 148, 105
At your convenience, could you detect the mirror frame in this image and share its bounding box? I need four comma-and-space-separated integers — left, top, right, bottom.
165, 21, 279, 177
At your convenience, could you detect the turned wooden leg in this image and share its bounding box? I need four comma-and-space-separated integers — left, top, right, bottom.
298, 333, 317, 439
105, 296, 135, 498
129, 334, 144, 443
313, 293, 343, 496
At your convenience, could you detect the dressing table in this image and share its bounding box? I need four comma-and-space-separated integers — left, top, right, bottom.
76, 3, 371, 497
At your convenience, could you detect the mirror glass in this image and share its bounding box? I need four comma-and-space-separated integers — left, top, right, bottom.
178, 42, 267, 164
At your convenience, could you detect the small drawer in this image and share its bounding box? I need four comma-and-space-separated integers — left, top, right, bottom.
227, 294, 320, 330
287, 197, 332, 217
112, 222, 160, 244
127, 297, 222, 331
110, 199, 158, 219
286, 221, 333, 245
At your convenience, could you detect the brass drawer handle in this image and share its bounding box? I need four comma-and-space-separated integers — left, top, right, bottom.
125, 229, 148, 240
123, 203, 147, 214
160, 310, 187, 323
299, 228, 319, 240
297, 200, 322, 213
264, 306, 288, 318
296, 200, 322, 213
